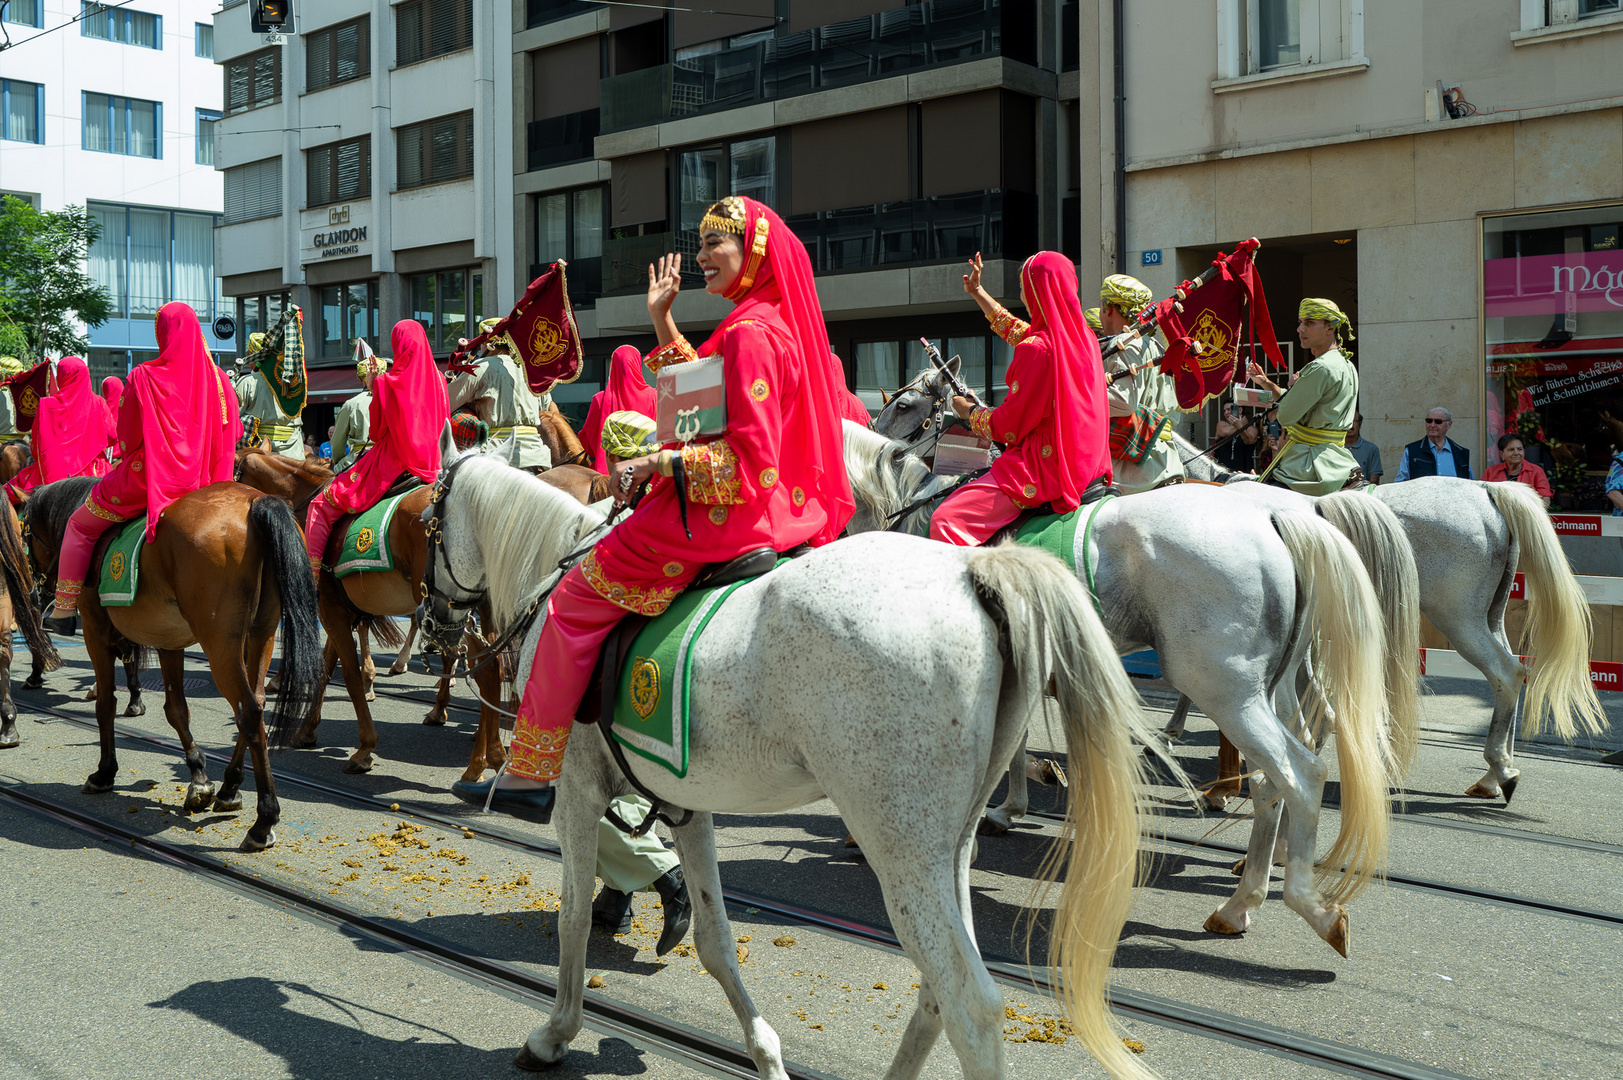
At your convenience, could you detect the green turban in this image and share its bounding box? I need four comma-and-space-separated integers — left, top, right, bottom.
601, 410, 657, 461
1100, 274, 1154, 319
1083, 307, 1102, 332
356, 353, 390, 380
1298, 297, 1355, 354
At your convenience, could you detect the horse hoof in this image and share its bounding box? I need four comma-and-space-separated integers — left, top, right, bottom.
1323, 908, 1350, 958
183, 785, 215, 813
1464, 781, 1500, 800
291, 730, 319, 750
22, 675, 43, 690
365, 690, 376, 702
423, 712, 446, 727
83, 688, 96, 701
0, 733, 18, 750
1201, 792, 1231, 813
124, 701, 146, 717
1230, 857, 1246, 876
388, 664, 408, 677
342, 757, 374, 774
82, 776, 115, 794
978, 812, 1013, 836
1203, 910, 1246, 936
1501, 776, 1519, 805
239, 828, 276, 853
214, 792, 243, 813
514, 1036, 566, 1071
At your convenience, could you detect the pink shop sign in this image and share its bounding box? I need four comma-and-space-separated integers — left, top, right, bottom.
1485, 252, 1623, 318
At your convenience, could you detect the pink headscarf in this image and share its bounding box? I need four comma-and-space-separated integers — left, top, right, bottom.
580, 345, 657, 472
35, 358, 110, 483
1019, 252, 1106, 510
99, 375, 123, 445
369, 320, 448, 483
698, 197, 853, 546
127, 303, 240, 539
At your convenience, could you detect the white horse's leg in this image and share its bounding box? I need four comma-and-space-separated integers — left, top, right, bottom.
980, 733, 1029, 835
1447, 622, 1524, 801
1206, 772, 1283, 936
517, 778, 600, 1068
1163, 693, 1193, 740
671, 813, 788, 1080
389, 612, 419, 676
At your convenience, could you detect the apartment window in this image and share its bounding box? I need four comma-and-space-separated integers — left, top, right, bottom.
88, 203, 223, 321
224, 158, 282, 223
318, 281, 380, 360
81, 3, 161, 48
225, 48, 281, 114
396, 111, 473, 190
195, 109, 220, 165
195, 22, 213, 58
1, 79, 43, 144
83, 93, 161, 158
306, 17, 370, 92
2, 1, 42, 27
409, 268, 483, 355
1578, 0, 1622, 16
236, 292, 291, 355
307, 136, 370, 208
677, 136, 775, 260
1254, 0, 1300, 69
396, 0, 473, 66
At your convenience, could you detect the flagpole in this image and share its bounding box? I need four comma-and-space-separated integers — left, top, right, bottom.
1101, 237, 1263, 379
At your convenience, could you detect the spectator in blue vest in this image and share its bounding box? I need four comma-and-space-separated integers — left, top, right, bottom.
1394, 407, 1472, 482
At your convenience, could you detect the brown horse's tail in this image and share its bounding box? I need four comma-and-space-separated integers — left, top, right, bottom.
1, 501, 59, 672
248, 496, 324, 748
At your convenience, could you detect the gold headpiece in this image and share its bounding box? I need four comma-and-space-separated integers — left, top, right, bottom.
700, 197, 748, 237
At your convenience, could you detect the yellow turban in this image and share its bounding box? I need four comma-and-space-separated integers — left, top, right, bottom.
1100, 274, 1153, 318
601, 410, 657, 461
0, 356, 25, 378
1083, 307, 1102, 332
1298, 297, 1355, 354
247, 332, 267, 353
356, 354, 391, 380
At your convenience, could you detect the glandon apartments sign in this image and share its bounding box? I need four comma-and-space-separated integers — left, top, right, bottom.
300, 202, 372, 264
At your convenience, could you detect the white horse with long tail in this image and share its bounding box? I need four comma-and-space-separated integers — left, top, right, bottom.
412, 452, 1173, 1080
842, 420, 1412, 952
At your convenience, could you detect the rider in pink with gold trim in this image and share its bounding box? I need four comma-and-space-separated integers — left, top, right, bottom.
52, 303, 240, 616
456, 195, 854, 821
928, 252, 1111, 546
5, 356, 113, 506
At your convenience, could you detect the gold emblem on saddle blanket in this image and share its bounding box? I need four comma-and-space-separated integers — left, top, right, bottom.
629, 657, 661, 719
109, 551, 126, 581
355, 527, 376, 554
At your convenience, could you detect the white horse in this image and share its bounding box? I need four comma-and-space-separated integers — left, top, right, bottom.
841, 422, 1410, 953
413, 452, 1173, 1080
1173, 432, 1606, 801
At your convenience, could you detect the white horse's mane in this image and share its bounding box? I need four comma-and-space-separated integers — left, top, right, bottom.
842, 420, 939, 526
454, 453, 608, 626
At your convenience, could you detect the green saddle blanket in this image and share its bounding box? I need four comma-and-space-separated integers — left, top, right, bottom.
332, 486, 422, 577
1010, 495, 1115, 613
98, 515, 149, 607
611, 560, 785, 778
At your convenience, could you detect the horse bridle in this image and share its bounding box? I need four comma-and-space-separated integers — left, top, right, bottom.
883, 370, 951, 459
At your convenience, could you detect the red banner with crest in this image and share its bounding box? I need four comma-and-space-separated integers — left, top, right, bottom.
1152, 239, 1285, 410
4, 362, 52, 433
449, 261, 583, 395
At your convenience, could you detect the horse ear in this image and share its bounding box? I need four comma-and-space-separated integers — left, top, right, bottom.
881, 389, 892, 406
438, 421, 458, 467
945, 355, 961, 379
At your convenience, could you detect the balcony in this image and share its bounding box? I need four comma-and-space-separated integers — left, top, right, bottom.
599, 0, 1035, 135
526, 0, 603, 29
528, 109, 601, 170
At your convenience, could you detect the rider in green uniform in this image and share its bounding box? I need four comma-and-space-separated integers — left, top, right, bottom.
1251, 298, 1361, 495
235, 331, 307, 460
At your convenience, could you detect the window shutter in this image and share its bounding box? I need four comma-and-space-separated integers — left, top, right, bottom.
227, 56, 248, 112
397, 124, 424, 189
307, 27, 332, 92
397, 1, 424, 65
336, 20, 364, 82
225, 159, 282, 223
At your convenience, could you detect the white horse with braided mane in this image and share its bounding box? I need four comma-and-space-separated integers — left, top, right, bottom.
1170, 430, 1607, 800
413, 451, 1180, 1080
842, 421, 1415, 953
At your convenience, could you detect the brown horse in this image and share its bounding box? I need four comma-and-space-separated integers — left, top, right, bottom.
0, 442, 30, 485
0, 498, 59, 749
538, 400, 590, 467
537, 463, 613, 505
24, 477, 324, 850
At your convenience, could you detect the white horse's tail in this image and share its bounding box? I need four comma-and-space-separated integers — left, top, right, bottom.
1486, 482, 1608, 740
1315, 491, 1423, 779
965, 544, 1179, 1080
1271, 511, 1393, 906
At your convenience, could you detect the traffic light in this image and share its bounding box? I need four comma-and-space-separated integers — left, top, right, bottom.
250, 1, 291, 34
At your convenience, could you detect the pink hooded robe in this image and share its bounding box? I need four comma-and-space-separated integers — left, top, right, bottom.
4, 357, 111, 504
321, 320, 448, 511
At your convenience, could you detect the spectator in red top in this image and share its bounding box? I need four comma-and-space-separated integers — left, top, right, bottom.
1483, 433, 1551, 508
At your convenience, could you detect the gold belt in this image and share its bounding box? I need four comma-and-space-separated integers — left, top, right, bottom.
346, 439, 373, 453
488, 424, 539, 438
1283, 422, 1349, 446
250, 419, 300, 440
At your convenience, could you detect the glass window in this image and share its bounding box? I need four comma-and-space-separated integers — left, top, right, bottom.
1483, 204, 1623, 503
318, 281, 378, 360
196, 109, 220, 165
1256, 0, 1301, 70
679, 145, 727, 236
81, 3, 161, 48
396, 111, 473, 190
87, 202, 223, 323
408, 268, 479, 354
854, 341, 901, 394
1, 1, 43, 27
396, 0, 473, 66
729, 137, 775, 207
410, 274, 438, 345
224, 158, 282, 223
225, 48, 281, 114
1580, 0, 1621, 16
537, 193, 568, 264
88, 205, 127, 319
127, 208, 169, 317
307, 17, 370, 93
573, 188, 603, 259
307, 136, 371, 207
173, 213, 214, 321
1, 79, 42, 144
195, 22, 213, 58
82, 93, 161, 158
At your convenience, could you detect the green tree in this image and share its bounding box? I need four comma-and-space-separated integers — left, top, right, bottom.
0, 197, 114, 359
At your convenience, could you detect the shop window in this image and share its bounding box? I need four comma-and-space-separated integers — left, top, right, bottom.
82, 93, 161, 158
307, 17, 370, 93
396, 111, 474, 190
196, 109, 220, 165
318, 281, 380, 360
396, 0, 473, 67
408, 268, 483, 355
224, 158, 282, 223
307, 136, 370, 208
1484, 205, 1623, 508
81, 3, 161, 48
1, 79, 43, 144
225, 48, 281, 115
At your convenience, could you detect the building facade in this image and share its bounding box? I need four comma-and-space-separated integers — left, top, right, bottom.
0, 0, 230, 380
1074, 0, 1623, 532
210, 0, 513, 436
515, 0, 1081, 417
